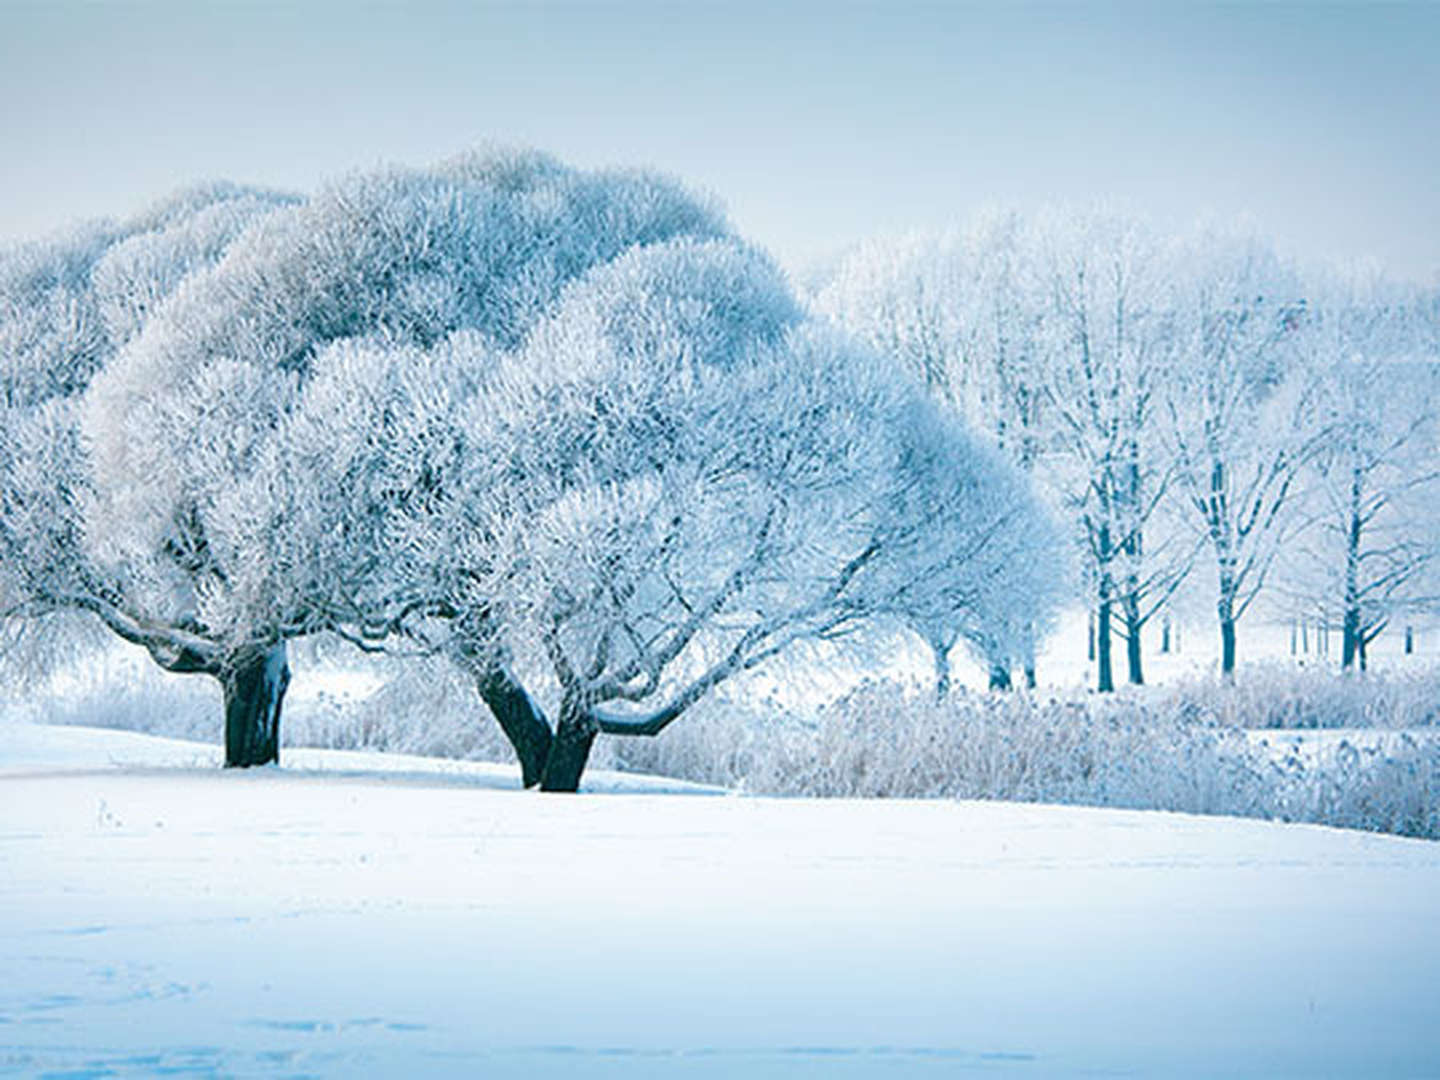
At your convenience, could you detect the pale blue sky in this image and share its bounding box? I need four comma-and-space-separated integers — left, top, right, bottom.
2, 1, 1437, 280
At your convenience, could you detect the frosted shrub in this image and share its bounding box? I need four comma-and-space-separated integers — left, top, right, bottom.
610, 679, 1439, 839
31, 650, 220, 742
281, 658, 518, 764
1164, 663, 1440, 730
1266, 734, 1440, 839
613, 682, 1243, 804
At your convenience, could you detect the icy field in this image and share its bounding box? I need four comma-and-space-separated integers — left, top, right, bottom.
3, 724, 1440, 1078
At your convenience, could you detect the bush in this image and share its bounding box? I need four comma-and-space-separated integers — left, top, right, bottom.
610, 679, 1440, 839
1164, 662, 1440, 730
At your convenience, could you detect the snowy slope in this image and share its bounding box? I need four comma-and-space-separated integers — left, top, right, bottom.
2, 723, 1439, 1078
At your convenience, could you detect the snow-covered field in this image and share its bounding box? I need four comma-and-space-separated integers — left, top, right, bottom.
3, 723, 1440, 1078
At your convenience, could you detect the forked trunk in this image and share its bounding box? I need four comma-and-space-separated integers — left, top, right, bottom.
475, 666, 554, 788
223, 642, 289, 768
934, 649, 952, 699
539, 697, 598, 793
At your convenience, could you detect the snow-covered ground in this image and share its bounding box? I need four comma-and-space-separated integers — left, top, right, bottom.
3, 723, 1440, 1078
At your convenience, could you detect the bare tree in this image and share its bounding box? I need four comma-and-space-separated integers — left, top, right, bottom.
1277, 271, 1440, 669
1162, 231, 1318, 679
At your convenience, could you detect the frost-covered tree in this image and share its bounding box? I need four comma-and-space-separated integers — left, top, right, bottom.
369, 238, 1064, 790
0, 185, 295, 673
815, 214, 1060, 687
816, 210, 1196, 691
81, 150, 728, 766
1161, 231, 1318, 679
883, 418, 1064, 697
1030, 211, 1194, 690
1277, 271, 1440, 669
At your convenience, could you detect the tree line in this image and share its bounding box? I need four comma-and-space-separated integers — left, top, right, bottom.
815, 211, 1440, 690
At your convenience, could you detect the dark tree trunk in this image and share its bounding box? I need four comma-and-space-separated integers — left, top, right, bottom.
1341, 472, 1363, 672
1161, 614, 1172, 655
1096, 522, 1116, 692
223, 642, 289, 768
1219, 610, 1236, 680
1342, 605, 1361, 671
1021, 627, 1037, 690
1087, 612, 1096, 662
1096, 596, 1114, 693
1121, 594, 1144, 686
475, 666, 554, 788
1406, 626, 1414, 655
539, 697, 598, 792
1125, 624, 1144, 685
988, 664, 1012, 691
934, 647, 952, 699
1216, 563, 1237, 680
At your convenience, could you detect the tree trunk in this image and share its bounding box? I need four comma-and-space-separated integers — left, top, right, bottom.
475, 665, 553, 788
1122, 594, 1144, 686
1096, 521, 1116, 692
223, 642, 289, 768
1096, 595, 1114, 693
988, 664, 1012, 691
1087, 612, 1096, 662
933, 646, 952, 699
1341, 472, 1363, 672
1023, 663, 1037, 690
1405, 626, 1414, 655
539, 697, 598, 792
1125, 624, 1144, 685
1341, 605, 1361, 671
1219, 609, 1236, 681
1161, 614, 1172, 655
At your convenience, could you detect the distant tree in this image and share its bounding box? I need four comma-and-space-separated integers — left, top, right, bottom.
1277, 270, 1440, 669
815, 214, 1059, 687
817, 209, 1197, 691
1161, 231, 1318, 679
1030, 211, 1194, 690
887, 420, 1064, 698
